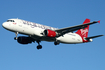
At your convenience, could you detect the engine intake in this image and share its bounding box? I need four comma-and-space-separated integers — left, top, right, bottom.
44, 29, 58, 37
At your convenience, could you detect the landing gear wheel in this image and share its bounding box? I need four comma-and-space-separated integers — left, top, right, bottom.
54, 42, 60, 45
14, 37, 17, 40
37, 45, 42, 49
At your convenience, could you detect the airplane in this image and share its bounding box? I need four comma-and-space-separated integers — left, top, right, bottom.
2, 18, 103, 49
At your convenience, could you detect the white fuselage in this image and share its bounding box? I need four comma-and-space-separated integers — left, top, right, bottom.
2, 19, 83, 44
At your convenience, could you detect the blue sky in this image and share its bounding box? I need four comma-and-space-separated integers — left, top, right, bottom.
0, 0, 105, 70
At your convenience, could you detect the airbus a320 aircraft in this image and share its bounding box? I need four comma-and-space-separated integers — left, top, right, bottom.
2, 18, 103, 49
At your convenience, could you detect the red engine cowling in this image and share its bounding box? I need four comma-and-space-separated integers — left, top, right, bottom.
44, 29, 57, 37
17, 36, 33, 44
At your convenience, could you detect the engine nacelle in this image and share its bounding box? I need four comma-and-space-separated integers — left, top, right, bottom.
17, 36, 33, 44
44, 29, 58, 37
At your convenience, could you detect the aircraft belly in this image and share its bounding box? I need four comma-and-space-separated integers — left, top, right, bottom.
41, 37, 56, 42
31, 35, 55, 42
57, 33, 83, 44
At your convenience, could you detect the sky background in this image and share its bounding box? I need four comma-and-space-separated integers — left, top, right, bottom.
0, 0, 105, 70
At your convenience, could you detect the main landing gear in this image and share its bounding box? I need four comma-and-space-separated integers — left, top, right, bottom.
36, 40, 42, 50
54, 41, 60, 45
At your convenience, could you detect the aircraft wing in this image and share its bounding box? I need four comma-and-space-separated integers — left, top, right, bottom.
55, 21, 100, 36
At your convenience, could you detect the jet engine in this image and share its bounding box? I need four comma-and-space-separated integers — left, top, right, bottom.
43, 29, 58, 37
17, 36, 33, 44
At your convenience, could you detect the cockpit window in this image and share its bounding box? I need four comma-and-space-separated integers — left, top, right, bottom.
7, 20, 15, 22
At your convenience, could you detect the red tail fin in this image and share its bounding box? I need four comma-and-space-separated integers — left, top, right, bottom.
76, 19, 90, 42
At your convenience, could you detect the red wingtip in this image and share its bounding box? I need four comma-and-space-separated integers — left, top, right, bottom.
98, 20, 100, 24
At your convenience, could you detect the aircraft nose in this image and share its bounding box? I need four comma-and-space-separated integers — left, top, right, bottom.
2, 22, 6, 28
2, 22, 8, 28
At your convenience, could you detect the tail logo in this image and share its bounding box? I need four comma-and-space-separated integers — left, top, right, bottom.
80, 29, 88, 36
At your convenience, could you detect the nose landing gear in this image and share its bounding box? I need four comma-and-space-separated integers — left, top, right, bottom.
14, 32, 18, 40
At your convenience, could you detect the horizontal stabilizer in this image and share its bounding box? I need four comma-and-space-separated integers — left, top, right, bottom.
55, 20, 100, 37
86, 35, 104, 40
98, 20, 100, 24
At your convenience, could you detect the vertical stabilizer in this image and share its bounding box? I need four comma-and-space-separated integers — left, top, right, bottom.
76, 19, 90, 42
